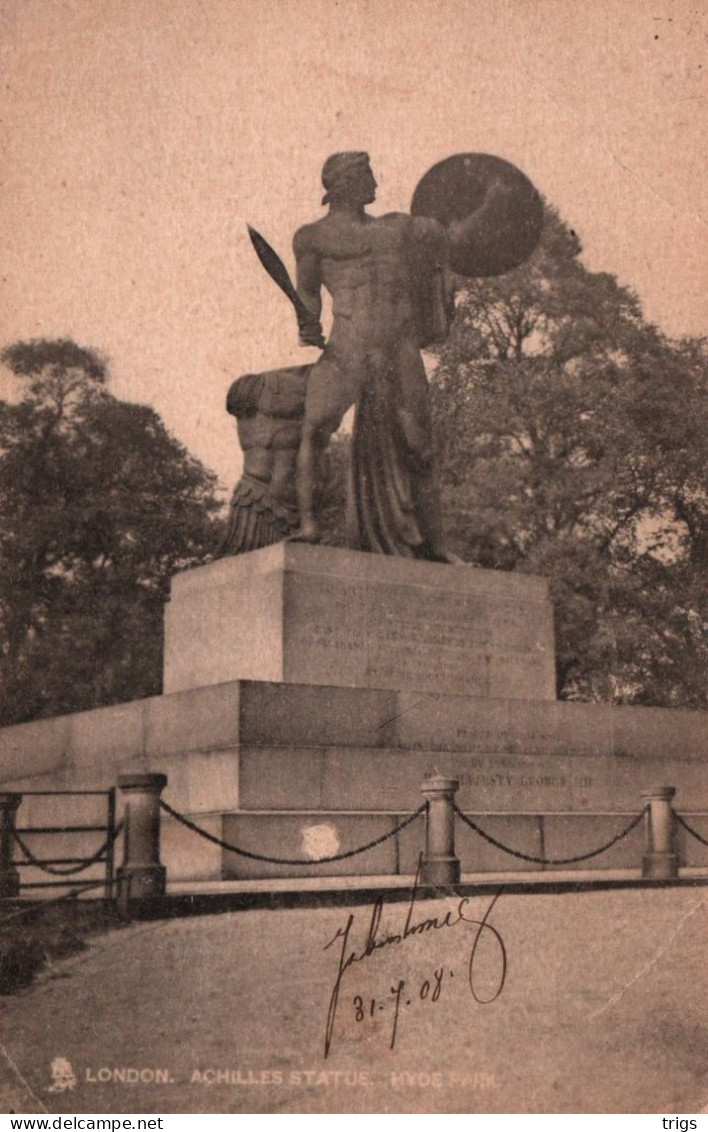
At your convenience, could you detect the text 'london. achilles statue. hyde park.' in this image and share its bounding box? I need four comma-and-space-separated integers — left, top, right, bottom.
220, 151, 543, 559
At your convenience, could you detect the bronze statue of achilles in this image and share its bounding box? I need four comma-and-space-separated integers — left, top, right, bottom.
220, 151, 543, 559
288, 151, 458, 560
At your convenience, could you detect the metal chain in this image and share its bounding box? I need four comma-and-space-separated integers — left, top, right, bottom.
11, 820, 124, 877
159, 798, 427, 865
453, 805, 646, 866
675, 812, 708, 848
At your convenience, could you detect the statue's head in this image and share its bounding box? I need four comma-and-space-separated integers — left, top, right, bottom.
321, 152, 376, 206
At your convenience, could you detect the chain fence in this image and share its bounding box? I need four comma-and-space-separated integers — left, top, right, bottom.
675, 812, 708, 848
159, 798, 427, 866
11, 821, 124, 878
453, 804, 646, 866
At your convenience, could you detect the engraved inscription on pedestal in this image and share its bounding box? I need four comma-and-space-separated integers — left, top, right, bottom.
163, 543, 556, 698
452, 753, 606, 811
283, 572, 555, 699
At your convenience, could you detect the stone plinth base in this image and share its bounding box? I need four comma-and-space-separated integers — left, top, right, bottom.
163, 544, 556, 700
3, 681, 708, 814
2, 677, 707, 882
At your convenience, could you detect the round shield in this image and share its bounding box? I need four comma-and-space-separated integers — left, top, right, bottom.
411, 153, 544, 277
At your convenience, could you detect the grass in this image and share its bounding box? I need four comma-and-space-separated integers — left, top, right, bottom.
0, 899, 123, 994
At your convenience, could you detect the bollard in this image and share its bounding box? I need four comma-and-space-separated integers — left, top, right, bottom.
641, 785, 678, 879
0, 793, 21, 899
421, 776, 460, 885
117, 773, 167, 912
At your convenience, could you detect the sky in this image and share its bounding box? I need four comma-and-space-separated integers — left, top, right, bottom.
0, 0, 705, 491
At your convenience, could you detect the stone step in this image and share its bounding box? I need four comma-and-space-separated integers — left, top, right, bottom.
3, 680, 707, 819
4, 676, 708, 788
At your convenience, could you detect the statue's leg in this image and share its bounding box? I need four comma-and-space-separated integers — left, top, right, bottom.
292, 422, 329, 542
291, 357, 351, 543
396, 340, 462, 564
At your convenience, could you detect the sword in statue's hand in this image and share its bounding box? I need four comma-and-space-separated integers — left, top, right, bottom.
247, 225, 326, 350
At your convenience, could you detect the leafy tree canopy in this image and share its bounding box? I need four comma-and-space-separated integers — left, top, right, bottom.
0, 339, 221, 725
429, 207, 707, 706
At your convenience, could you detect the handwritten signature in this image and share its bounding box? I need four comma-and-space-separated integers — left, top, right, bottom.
322, 858, 507, 1056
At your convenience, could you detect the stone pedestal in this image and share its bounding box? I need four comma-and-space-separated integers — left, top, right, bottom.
2, 545, 706, 885
164, 543, 556, 701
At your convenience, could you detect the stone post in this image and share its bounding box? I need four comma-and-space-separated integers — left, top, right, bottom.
421, 776, 460, 885
641, 785, 678, 879
117, 773, 167, 911
0, 793, 21, 899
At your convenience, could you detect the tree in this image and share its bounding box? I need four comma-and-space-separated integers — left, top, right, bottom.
429, 208, 708, 706
0, 339, 222, 725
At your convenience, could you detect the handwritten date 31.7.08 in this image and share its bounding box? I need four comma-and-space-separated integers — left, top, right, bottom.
323, 861, 507, 1057
353, 966, 453, 1051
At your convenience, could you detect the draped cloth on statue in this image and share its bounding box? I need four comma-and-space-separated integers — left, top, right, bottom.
346, 243, 452, 560
347, 357, 439, 558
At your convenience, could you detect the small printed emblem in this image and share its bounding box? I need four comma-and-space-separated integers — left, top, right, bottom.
48, 1058, 77, 1093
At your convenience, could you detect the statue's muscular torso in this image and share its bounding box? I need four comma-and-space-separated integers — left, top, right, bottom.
293, 211, 445, 431
294, 211, 420, 352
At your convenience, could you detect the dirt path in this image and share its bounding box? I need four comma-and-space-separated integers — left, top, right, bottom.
1, 886, 706, 1114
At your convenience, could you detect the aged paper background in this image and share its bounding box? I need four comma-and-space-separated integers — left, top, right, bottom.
0, 0, 706, 1116
1, 0, 706, 489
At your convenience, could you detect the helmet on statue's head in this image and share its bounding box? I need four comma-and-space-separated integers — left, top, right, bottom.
321, 152, 376, 205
